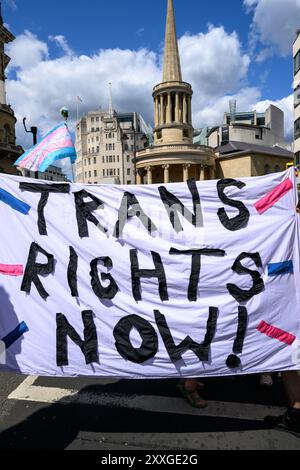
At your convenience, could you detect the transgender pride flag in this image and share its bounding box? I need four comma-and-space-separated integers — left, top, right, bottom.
15, 123, 77, 173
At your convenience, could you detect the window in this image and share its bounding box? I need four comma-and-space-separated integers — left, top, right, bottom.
94, 157, 97, 164
274, 165, 281, 173
96, 117, 99, 122
91, 128, 95, 132
127, 169, 131, 176
117, 156, 119, 163
295, 117, 300, 140
88, 158, 91, 165
255, 129, 263, 140
264, 164, 271, 175
4, 125, 12, 143
294, 50, 300, 75
127, 180, 131, 185
94, 170, 97, 177
89, 171, 92, 177
96, 147, 99, 153
131, 145, 134, 152
102, 156, 105, 163
127, 156, 130, 163
295, 86, 300, 108
103, 170, 105, 177
91, 118, 94, 123
117, 169, 120, 176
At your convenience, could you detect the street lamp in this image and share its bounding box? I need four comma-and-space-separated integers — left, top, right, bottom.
23, 118, 38, 146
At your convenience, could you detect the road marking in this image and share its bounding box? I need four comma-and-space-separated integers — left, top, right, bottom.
8, 376, 285, 422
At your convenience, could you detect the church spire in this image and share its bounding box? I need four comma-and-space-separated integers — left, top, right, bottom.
162, 0, 182, 82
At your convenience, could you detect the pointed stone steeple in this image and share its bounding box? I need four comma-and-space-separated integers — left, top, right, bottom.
135, 0, 216, 185
163, 0, 182, 82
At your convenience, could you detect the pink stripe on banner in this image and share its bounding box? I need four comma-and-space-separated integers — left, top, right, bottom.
0, 264, 24, 276
254, 178, 293, 214
257, 320, 296, 346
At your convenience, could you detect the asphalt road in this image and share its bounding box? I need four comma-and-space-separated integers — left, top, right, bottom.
0, 372, 299, 450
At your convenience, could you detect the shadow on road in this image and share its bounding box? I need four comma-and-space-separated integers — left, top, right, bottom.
0, 375, 284, 450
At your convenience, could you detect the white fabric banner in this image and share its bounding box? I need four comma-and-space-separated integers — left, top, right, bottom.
0, 169, 299, 378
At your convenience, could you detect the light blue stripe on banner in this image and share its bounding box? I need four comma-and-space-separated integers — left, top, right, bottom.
38, 147, 77, 172
0, 188, 31, 215
268, 261, 294, 276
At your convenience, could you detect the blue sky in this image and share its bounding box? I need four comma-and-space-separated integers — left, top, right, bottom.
5, 0, 300, 148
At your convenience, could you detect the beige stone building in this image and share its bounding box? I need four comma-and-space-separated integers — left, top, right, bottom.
0, 9, 23, 175
215, 141, 294, 179
294, 29, 300, 164
135, 0, 216, 184
75, 110, 147, 184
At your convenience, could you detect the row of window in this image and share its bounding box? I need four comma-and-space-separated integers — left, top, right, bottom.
84, 155, 133, 165
88, 144, 138, 153
88, 137, 99, 143
88, 147, 100, 154
84, 168, 133, 179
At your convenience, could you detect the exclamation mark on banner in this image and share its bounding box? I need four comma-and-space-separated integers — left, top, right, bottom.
226, 307, 248, 369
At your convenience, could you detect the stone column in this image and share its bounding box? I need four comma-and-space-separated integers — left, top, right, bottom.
175, 93, 179, 122
183, 164, 190, 182
167, 93, 172, 123
136, 169, 142, 185
188, 95, 192, 125
155, 97, 159, 127
146, 166, 152, 185
199, 165, 205, 181
163, 164, 170, 184
159, 95, 164, 126
183, 95, 187, 124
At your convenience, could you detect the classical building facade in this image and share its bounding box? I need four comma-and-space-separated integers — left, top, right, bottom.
75, 110, 147, 184
0, 9, 23, 175
135, 0, 216, 184
294, 29, 300, 165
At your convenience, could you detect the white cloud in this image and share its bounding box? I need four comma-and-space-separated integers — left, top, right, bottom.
193, 87, 262, 130
179, 26, 250, 98
245, 0, 300, 57
7, 30, 48, 70
49, 35, 74, 57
